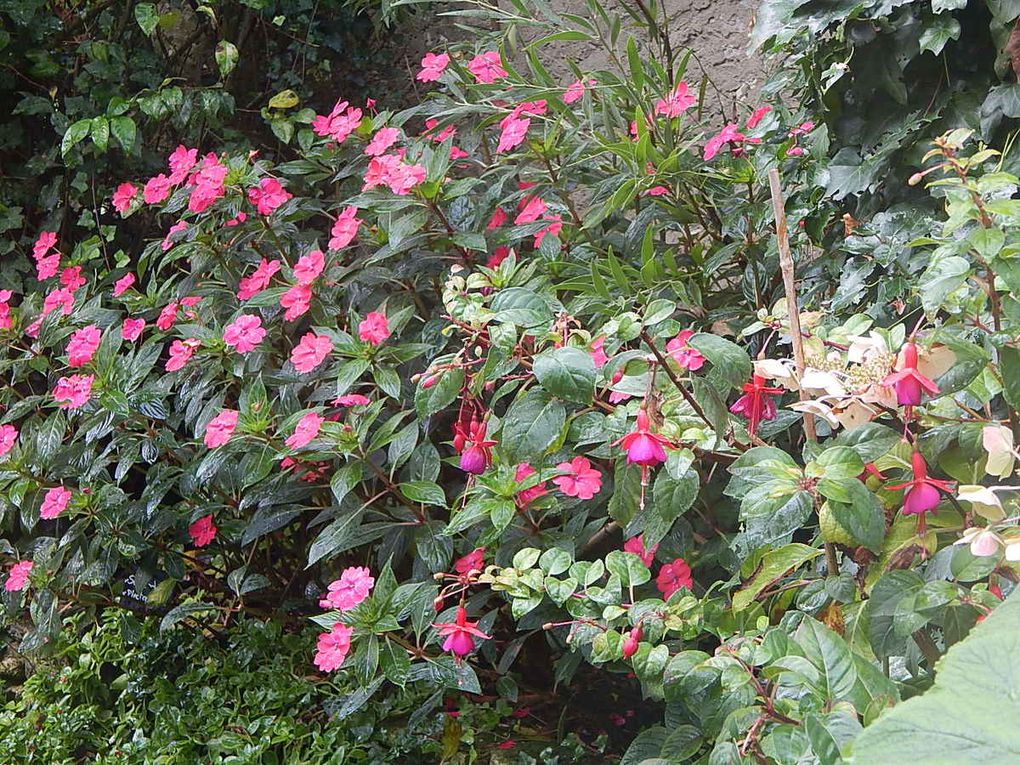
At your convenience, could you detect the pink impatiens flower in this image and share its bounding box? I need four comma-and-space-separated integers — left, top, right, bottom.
365, 127, 401, 157
165, 338, 199, 372
703, 123, 746, 161
156, 301, 179, 331
113, 273, 136, 297
167, 145, 198, 184
590, 336, 609, 368
329, 207, 362, 250
362, 153, 426, 195
187, 154, 228, 213
334, 393, 371, 407
515, 463, 548, 508
624, 535, 659, 567
616, 407, 671, 467
433, 606, 490, 658
204, 409, 239, 448
656, 558, 693, 598
454, 547, 485, 576
314, 623, 354, 672
553, 456, 603, 499
238, 258, 281, 300
66, 325, 101, 367
654, 82, 697, 118
33, 231, 58, 260
161, 220, 189, 252
534, 215, 562, 247
280, 284, 312, 321
497, 116, 530, 154
248, 177, 292, 215
562, 78, 590, 104
746, 105, 772, 129
286, 412, 324, 449
358, 312, 390, 346
319, 566, 375, 610
60, 266, 86, 291
293, 250, 326, 286
223, 314, 266, 354
53, 374, 94, 409
514, 196, 547, 225
467, 51, 507, 84
882, 341, 940, 408
112, 182, 138, 214
5, 561, 32, 593
121, 318, 146, 341
144, 174, 173, 204
189, 514, 217, 546
36, 254, 61, 281
0, 424, 18, 458
666, 330, 705, 371
312, 100, 363, 144
41, 486, 71, 520
291, 332, 333, 373
417, 51, 450, 82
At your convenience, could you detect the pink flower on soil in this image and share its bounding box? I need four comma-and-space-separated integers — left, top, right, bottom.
238, 258, 281, 300
563, 78, 590, 104
53, 374, 94, 409
0, 424, 18, 458
624, 535, 658, 567
365, 127, 401, 156
553, 456, 603, 499
358, 312, 390, 345
514, 196, 547, 225
41, 486, 71, 520
112, 182, 138, 214
121, 318, 146, 341
113, 273, 136, 297
280, 284, 312, 321
66, 325, 101, 367
515, 463, 548, 508
144, 174, 173, 204
286, 412, 324, 449
314, 623, 354, 672
5, 561, 32, 592
454, 547, 485, 576
248, 177, 292, 215
329, 207, 362, 250
293, 250, 326, 286
223, 314, 266, 354
204, 409, 239, 448
165, 338, 199, 372
886, 450, 954, 516
666, 330, 705, 371
319, 566, 375, 610
467, 51, 507, 84
615, 407, 671, 466
704, 123, 747, 161
189, 514, 217, 546
497, 116, 530, 153
882, 342, 940, 407
433, 606, 490, 657
291, 332, 334, 373
654, 82, 697, 118
418, 51, 450, 82
656, 558, 693, 598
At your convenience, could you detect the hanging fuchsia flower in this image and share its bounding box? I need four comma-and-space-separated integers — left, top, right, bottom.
433, 606, 490, 658
458, 421, 496, 475
238, 258, 281, 300
53, 374, 94, 409
223, 315, 265, 354
454, 547, 486, 576
616, 407, 671, 467
248, 177, 292, 215
112, 182, 138, 214
293, 250, 326, 286
365, 127, 401, 157
314, 623, 354, 672
730, 375, 784, 438
624, 535, 658, 567
882, 341, 940, 407
5, 561, 32, 593
41, 486, 71, 520
654, 82, 696, 118
656, 558, 693, 598
66, 325, 101, 367
515, 463, 548, 508
514, 196, 547, 225
887, 450, 954, 516
358, 312, 390, 346
189, 514, 217, 547
113, 273, 136, 297
166, 338, 199, 372
122, 318, 145, 341
280, 284, 312, 321
204, 409, 239, 448
417, 51, 450, 82
467, 51, 507, 84
666, 330, 705, 371
286, 412, 324, 450
320, 566, 375, 610
0, 424, 18, 458
553, 457, 603, 499
291, 332, 333, 373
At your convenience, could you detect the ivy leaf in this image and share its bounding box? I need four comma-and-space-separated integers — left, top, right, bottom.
61, 119, 91, 157
215, 40, 239, 79
134, 3, 159, 35
918, 15, 960, 55
532, 346, 595, 404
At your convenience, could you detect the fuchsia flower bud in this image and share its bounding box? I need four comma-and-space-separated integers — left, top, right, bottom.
882, 342, 940, 407
622, 624, 643, 659
886, 450, 954, 517
456, 420, 496, 475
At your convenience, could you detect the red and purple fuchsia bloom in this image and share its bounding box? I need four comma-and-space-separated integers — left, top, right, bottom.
729, 375, 784, 439
882, 341, 940, 409
433, 606, 490, 660
886, 450, 954, 527
616, 407, 671, 467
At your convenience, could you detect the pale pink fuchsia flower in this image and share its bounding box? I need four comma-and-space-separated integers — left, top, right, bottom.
956, 527, 1002, 557
223, 315, 265, 354
497, 116, 530, 154
280, 284, 312, 321
247, 177, 292, 215
36, 254, 60, 281
656, 558, 692, 598
329, 207, 362, 250
553, 457, 603, 499
286, 412, 324, 449
112, 182, 138, 214
562, 78, 591, 105
454, 547, 485, 576
189, 514, 217, 547
238, 258, 281, 300
293, 250, 326, 286
291, 332, 333, 373
113, 273, 136, 297
417, 51, 450, 82
514, 196, 547, 225
121, 318, 145, 341
590, 336, 609, 368
319, 566, 375, 610
144, 174, 173, 204
534, 215, 563, 247
41, 486, 71, 520
33, 231, 58, 260
60, 266, 86, 291
666, 330, 705, 371
167, 145, 198, 184
433, 606, 490, 657
467, 51, 507, 84
623, 535, 658, 567
703, 123, 747, 161
0, 424, 18, 458
53, 374, 94, 409
66, 325, 101, 367
729, 375, 784, 438
654, 82, 696, 118
314, 623, 354, 672
334, 393, 371, 407
204, 409, 239, 448
515, 463, 548, 508
886, 450, 954, 517
358, 312, 390, 346
161, 220, 189, 252
362, 153, 426, 195
746, 105, 772, 129
882, 342, 940, 408
616, 408, 671, 466
365, 127, 401, 157
5, 561, 32, 593
312, 100, 363, 144
156, 301, 179, 331
165, 338, 199, 372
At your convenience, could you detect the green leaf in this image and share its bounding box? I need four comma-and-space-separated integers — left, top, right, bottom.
605, 550, 652, 587
732, 543, 822, 611
399, 480, 446, 506
790, 617, 858, 701
645, 467, 698, 546
269, 89, 300, 109
215, 40, 239, 79
999, 346, 1020, 411
809, 446, 865, 481
490, 288, 554, 327
532, 346, 595, 404
687, 333, 752, 390
918, 14, 960, 55
832, 423, 900, 463
414, 366, 464, 417
307, 510, 364, 567
919, 253, 970, 314
90, 116, 110, 152
500, 390, 565, 462
134, 3, 159, 35
851, 589, 1020, 764
61, 119, 91, 157
110, 116, 137, 153
866, 570, 925, 658
827, 480, 885, 551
